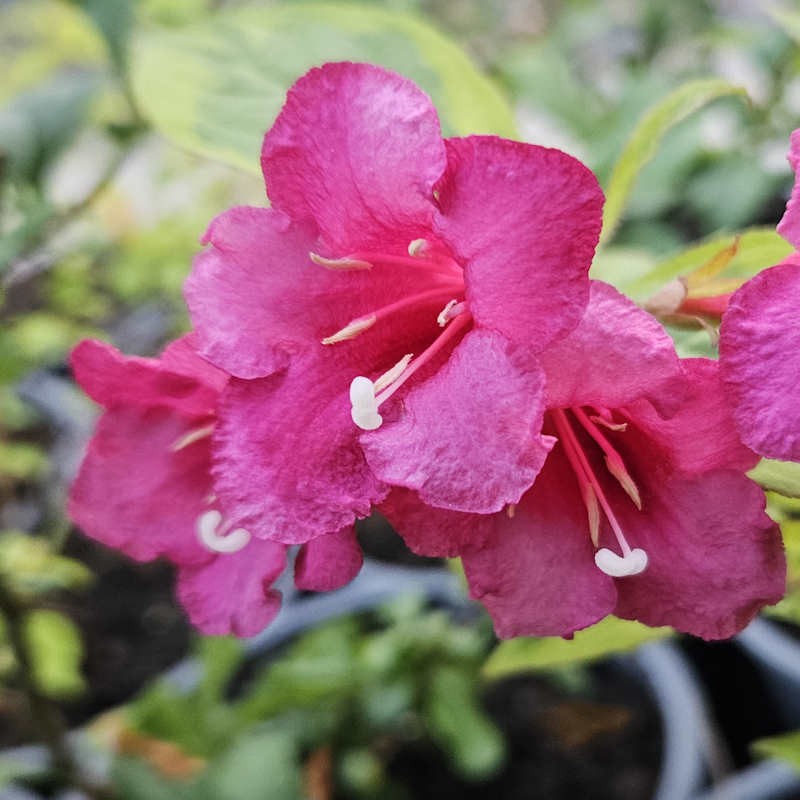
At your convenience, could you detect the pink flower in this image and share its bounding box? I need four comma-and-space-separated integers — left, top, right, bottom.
382, 283, 786, 639
185, 62, 604, 545
68, 337, 362, 636
719, 129, 800, 462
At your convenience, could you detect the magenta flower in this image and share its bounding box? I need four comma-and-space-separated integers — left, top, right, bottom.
68, 338, 362, 636
382, 283, 785, 639
719, 129, 800, 461
185, 62, 604, 545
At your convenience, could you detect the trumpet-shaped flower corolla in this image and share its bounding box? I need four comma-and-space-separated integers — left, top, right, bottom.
382, 283, 785, 639
185, 62, 604, 545
68, 338, 362, 636
719, 129, 800, 462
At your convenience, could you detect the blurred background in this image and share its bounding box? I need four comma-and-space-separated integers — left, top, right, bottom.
3, 0, 800, 798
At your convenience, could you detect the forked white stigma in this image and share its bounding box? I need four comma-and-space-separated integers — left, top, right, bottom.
594, 547, 648, 578
349, 376, 382, 430
197, 509, 251, 554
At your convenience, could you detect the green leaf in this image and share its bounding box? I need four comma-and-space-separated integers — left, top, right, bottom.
749, 459, 800, 499
201, 729, 300, 800
111, 757, 196, 800
484, 617, 671, 679
621, 227, 792, 302
772, 10, 800, 44
0, 531, 93, 595
425, 665, 505, 780
600, 79, 749, 246
753, 729, 800, 772
24, 609, 85, 698
66, 0, 135, 72
0, 442, 47, 481
130, 3, 516, 173
196, 635, 244, 710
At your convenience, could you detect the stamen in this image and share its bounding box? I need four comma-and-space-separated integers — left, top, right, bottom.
374, 353, 413, 394
310, 252, 372, 270
551, 409, 647, 576
437, 299, 468, 327
348, 250, 463, 280
506, 504, 516, 519
197, 509, 250, 554
321, 288, 457, 346
408, 238, 430, 256
582, 483, 601, 547
321, 316, 376, 345
349, 376, 382, 431
171, 424, 215, 451
572, 407, 641, 509
589, 407, 628, 432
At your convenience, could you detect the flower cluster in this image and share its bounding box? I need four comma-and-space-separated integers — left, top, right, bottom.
69, 62, 787, 640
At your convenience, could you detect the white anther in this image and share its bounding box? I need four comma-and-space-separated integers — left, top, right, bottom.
171, 424, 215, 451
408, 239, 429, 257
349, 376, 382, 430
197, 509, 251, 554
374, 353, 413, 393
321, 315, 376, 345
310, 252, 372, 270
594, 547, 648, 578
437, 299, 459, 327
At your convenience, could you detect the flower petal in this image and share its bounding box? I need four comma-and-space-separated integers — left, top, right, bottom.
435, 136, 603, 350
212, 351, 388, 545
538, 281, 685, 417
719, 263, 800, 461
177, 538, 286, 637
462, 451, 617, 638
629, 358, 758, 475
361, 329, 554, 513
68, 406, 212, 566
294, 526, 363, 591
379, 488, 493, 558
262, 62, 445, 254
612, 471, 785, 640
777, 129, 800, 248
71, 340, 218, 418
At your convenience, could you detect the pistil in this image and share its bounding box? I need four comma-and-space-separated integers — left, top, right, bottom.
197, 509, 250, 554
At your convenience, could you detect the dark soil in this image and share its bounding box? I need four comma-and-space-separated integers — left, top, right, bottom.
0, 532, 191, 750
385, 663, 662, 800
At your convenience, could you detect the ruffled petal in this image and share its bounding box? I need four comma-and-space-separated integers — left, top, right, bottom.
538, 281, 685, 418
612, 471, 785, 640
262, 62, 445, 254
719, 263, 800, 461
435, 136, 603, 350
177, 537, 286, 637
294, 526, 363, 591
68, 406, 212, 566
361, 329, 554, 513
777, 129, 800, 248
212, 350, 388, 545
462, 452, 617, 638
379, 488, 493, 558
186, 206, 441, 379
70, 340, 218, 418
627, 358, 758, 476
159, 334, 228, 393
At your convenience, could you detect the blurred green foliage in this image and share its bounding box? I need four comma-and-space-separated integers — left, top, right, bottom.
114, 598, 503, 797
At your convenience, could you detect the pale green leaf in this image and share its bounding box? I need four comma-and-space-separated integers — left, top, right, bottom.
749, 459, 800, 500
130, 3, 516, 173
600, 79, 749, 246
772, 10, 800, 44
0, 531, 93, 595
622, 227, 792, 301
24, 609, 85, 698
483, 617, 671, 679
753, 730, 800, 772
